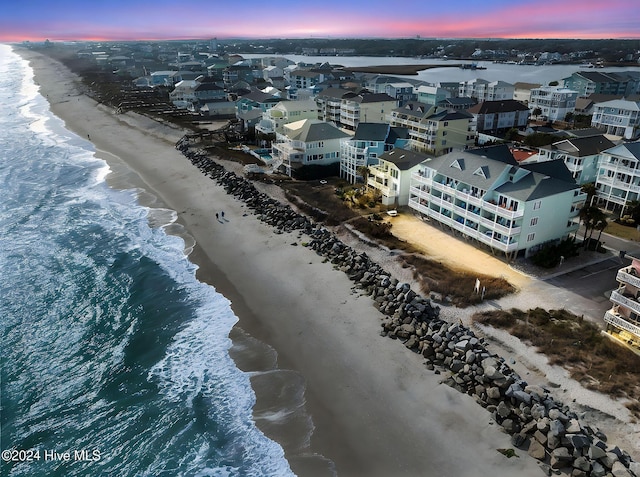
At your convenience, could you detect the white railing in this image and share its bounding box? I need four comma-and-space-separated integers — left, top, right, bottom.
610, 290, 640, 315
617, 268, 640, 289
604, 310, 640, 337
482, 200, 525, 218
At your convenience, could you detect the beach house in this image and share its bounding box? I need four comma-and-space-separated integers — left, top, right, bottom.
340, 123, 410, 184
407, 146, 585, 259
272, 119, 351, 176
367, 148, 426, 206
590, 98, 640, 140
595, 142, 640, 212
340, 92, 398, 131
387, 103, 475, 156
537, 135, 615, 184
467, 99, 531, 135
528, 86, 578, 122
255, 100, 320, 137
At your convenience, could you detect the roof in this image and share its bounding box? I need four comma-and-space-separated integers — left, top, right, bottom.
425, 149, 579, 202
353, 123, 390, 141
520, 159, 576, 183
467, 144, 518, 165
594, 98, 640, 111
546, 135, 616, 157
316, 87, 352, 101
565, 128, 604, 138
286, 119, 351, 142
603, 142, 640, 161
344, 92, 396, 104
379, 148, 428, 171
438, 97, 477, 107
388, 126, 410, 142
468, 100, 530, 114
195, 83, 223, 91
239, 90, 280, 103
513, 82, 542, 90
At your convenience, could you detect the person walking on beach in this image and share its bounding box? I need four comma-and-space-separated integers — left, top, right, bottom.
215, 213, 219, 220
221, 211, 225, 219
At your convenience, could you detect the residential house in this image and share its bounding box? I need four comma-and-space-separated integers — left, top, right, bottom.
384, 82, 416, 106
591, 98, 640, 140
340, 92, 397, 131
272, 119, 351, 176
255, 100, 319, 137
169, 79, 202, 108
150, 70, 178, 87
529, 86, 579, 122
223, 64, 256, 87
604, 257, 640, 350
316, 88, 354, 125
437, 97, 477, 110
367, 148, 426, 206
417, 84, 451, 106
537, 135, 615, 184
340, 123, 410, 184
459, 79, 514, 102
513, 82, 541, 105
407, 146, 585, 259
467, 99, 530, 134
596, 142, 640, 212
235, 90, 283, 131
194, 81, 226, 107
388, 102, 475, 156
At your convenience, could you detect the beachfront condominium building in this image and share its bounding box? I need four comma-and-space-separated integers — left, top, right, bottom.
387, 103, 475, 156
272, 119, 351, 176
537, 135, 615, 184
255, 100, 319, 137
340, 92, 398, 131
605, 257, 640, 350
340, 123, 410, 184
367, 148, 426, 206
596, 142, 640, 212
528, 86, 579, 122
591, 98, 640, 140
459, 79, 514, 102
407, 146, 585, 259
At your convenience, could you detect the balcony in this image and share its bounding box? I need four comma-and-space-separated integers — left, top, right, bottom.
599, 161, 638, 176
610, 289, 640, 315
482, 200, 524, 218
604, 310, 640, 338
617, 267, 640, 289
597, 176, 640, 193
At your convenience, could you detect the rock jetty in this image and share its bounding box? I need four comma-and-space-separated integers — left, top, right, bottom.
177, 136, 637, 477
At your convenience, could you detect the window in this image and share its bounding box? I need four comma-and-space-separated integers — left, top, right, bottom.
533, 200, 542, 210
530, 217, 538, 226
527, 233, 535, 242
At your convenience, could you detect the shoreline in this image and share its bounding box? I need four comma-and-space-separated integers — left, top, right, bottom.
16, 46, 637, 476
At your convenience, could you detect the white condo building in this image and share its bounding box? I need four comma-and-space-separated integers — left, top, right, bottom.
529, 87, 579, 122
408, 146, 585, 258
591, 98, 640, 140
596, 142, 640, 212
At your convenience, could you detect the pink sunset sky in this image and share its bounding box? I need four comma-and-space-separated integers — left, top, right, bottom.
1, 0, 639, 42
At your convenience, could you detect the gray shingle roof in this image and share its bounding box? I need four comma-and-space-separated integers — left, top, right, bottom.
289, 120, 351, 142
468, 100, 530, 114
353, 123, 390, 141
546, 135, 615, 157
379, 148, 428, 171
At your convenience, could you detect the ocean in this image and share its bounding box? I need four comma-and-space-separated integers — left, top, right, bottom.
0, 45, 296, 477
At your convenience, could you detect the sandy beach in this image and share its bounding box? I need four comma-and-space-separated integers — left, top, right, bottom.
16, 47, 636, 476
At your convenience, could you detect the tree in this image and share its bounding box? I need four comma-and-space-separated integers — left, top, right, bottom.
581, 182, 597, 206
564, 111, 574, 125
625, 199, 640, 223
504, 128, 520, 141
356, 165, 370, 185
594, 217, 608, 247
532, 107, 543, 119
